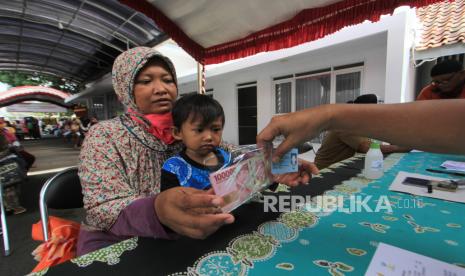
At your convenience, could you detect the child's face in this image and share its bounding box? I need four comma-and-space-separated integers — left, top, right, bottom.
175, 116, 224, 157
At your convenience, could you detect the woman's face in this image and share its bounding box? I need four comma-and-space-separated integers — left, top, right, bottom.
133, 60, 177, 114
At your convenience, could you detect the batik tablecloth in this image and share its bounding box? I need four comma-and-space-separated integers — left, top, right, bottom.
176, 152, 465, 275
34, 152, 465, 276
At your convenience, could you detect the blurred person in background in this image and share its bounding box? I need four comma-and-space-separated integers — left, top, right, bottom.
314, 94, 409, 169
417, 59, 465, 100
89, 117, 99, 127
0, 118, 36, 170
0, 132, 27, 215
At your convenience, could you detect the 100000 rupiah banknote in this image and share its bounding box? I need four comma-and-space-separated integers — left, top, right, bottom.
210, 151, 272, 212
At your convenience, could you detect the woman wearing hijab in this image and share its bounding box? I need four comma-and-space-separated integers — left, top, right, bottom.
76, 47, 236, 255
77, 46, 316, 256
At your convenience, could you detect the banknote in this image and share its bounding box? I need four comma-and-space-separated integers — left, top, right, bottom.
210, 149, 273, 213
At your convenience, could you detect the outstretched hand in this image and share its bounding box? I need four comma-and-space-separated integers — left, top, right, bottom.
257, 106, 330, 162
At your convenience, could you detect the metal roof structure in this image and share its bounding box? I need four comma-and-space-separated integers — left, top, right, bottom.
0, 0, 168, 91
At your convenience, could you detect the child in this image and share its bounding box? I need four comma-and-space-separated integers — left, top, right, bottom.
160, 94, 232, 191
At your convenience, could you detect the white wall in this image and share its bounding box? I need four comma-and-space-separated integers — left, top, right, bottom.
179, 34, 388, 144
178, 10, 414, 144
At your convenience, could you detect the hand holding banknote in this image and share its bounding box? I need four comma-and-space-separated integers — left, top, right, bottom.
210, 147, 318, 213
155, 187, 235, 239
274, 159, 318, 187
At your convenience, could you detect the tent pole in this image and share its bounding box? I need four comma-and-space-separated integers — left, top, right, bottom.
197, 62, 205, 94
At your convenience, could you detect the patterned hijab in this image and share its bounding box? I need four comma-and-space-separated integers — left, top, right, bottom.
112, 47, 178, 144
112, 46, 177, 112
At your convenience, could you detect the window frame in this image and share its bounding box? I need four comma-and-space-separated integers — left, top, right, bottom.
294, 71, 332, 111
272, 64, 364, 114
331, 66, 364, 104
272, 78, 294, 115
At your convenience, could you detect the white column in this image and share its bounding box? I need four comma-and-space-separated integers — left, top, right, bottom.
256, 75, 273, 134
384, 9, 416, 103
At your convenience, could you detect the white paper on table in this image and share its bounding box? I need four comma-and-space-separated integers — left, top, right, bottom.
441, 160, 465, 172
365, 243, 465, 276
389, 171, 465, 204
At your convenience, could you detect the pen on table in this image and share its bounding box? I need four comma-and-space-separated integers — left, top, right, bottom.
426, 168, 465, 177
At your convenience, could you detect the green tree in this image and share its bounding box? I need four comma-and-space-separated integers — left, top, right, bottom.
0, 71, 81, 93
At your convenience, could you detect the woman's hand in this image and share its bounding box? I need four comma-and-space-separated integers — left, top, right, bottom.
273, 159, 319, 187
155, 187, 235, 239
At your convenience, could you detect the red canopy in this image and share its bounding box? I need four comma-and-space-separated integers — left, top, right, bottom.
120, 0, 445, 64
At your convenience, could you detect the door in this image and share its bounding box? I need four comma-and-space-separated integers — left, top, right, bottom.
237, 84, 257, 145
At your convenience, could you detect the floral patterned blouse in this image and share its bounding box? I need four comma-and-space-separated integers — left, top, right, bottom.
79, 47, 183, 230
79, 115, 183, 230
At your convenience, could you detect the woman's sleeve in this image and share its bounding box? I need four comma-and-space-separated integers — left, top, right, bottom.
79, 123, 145, 230
108, 195, 175, 239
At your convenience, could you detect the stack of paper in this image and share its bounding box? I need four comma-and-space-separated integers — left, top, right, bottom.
389, 171, 465, 203
441, 160, 465, 172
366, 243, 465, 275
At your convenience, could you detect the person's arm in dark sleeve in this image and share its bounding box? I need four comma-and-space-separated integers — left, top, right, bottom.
160, 169, 181, 192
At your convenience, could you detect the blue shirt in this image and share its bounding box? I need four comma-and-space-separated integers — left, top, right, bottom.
161, 147, 231, 190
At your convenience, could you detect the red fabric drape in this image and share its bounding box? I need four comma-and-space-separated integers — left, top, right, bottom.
120, 0, 447, 65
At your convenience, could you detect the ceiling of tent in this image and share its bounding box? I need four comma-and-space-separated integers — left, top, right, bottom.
151, 0, 341, 49
0, 0, 168, 90
121, 0, 444, 64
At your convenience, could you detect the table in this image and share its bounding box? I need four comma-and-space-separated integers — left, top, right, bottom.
35, 152, 465, 275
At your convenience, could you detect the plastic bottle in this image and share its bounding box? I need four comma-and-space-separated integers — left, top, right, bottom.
364, 141, 384, 179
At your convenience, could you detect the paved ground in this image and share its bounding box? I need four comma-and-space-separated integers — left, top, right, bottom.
25, 137, 81, 173
0, 138, 81, 276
